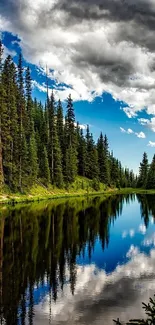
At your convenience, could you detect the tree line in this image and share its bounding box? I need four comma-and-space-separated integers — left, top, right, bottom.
137, 152, 155, 189
0, 41, 138, 192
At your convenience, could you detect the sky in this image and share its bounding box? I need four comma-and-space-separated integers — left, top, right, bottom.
1, 0, 155, 173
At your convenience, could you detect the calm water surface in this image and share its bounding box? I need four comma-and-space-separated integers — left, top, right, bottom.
0, 194, 155, 325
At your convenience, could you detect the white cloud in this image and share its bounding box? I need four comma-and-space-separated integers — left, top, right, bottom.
120, 127, 146, 139
122, 230, 127, 238
148, 141, 155, 147
78, 124, 87, 130
122, 107, 137, 119
143, 232, 155, 247
129, 229, 135, 238
126, 245, 139, 258
31, 249, 155, 325
139, 117, 155, 132
139, 224, 147, 235
120, 127, 126, 133
128, 128, 134, 134
122, 229, 135, 238
135, 132, 146, 139
120, 127, 134, 134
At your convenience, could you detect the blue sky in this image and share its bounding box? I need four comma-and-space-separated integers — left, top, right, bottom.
1, 0, 155, 174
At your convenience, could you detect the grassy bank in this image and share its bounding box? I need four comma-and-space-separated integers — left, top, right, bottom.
0, 177, 155, 205
0, 176, 112, 205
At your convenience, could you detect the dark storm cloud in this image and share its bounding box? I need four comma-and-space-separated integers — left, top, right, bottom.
1, 0, 155, 108
72, 43, 134, 86
54, 0, 155, 29
50, 0, 155, 54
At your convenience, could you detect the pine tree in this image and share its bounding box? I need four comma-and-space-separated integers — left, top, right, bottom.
48, 91, 55, 183
146, 154, 155, 189
77, 128, 87, 177
137, 152, 149, 188
42, 146, 50, 185
48, 91, 63, 187
57, 99, 65, 170
25, 66, 33, 140
1, 56, 19, 189
53, 134, 64, 188
9, 62, 19, 190
17, 53, 26, 191
28, 127, 38, 185
85, 126, 99, 180
97, 132, 110, 185
56, 99, 64, 152
64, 95, 77, 183
110, 154, 119, 186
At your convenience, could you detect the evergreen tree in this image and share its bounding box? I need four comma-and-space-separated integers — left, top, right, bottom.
48, 91, 55, 183
53, 128, 63, 188
97, 132, 110, 185
146, 154, 155, 189
48, 91, 63, 187
25, 66, 33, 140
86, 129, 99, 180
110, 154, 119, 187
56, 99, 64, 152
137, 152, 149, 188
17, 53, 26, 191
64, 95, 77, 183
77, 128, 87, 177
43, 146, 50, 185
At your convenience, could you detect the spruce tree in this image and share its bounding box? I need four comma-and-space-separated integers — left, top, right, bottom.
146, 154, 155, 189
56, 99, 64, 152
77, 128, 87, 177
48, 91, 63, 187
57, 99, 65, 170
28, 127, 38, 185
48, 91, 55, 183
137, 152, 149, 188
25, 66, 33, 140
17, 53, 26, 191
64, 95, 77, 183
110, 154, 119, 187
43, 146, 50, 185
97, 133, 110, 185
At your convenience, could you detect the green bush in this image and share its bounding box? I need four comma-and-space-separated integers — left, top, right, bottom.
92, 178, 100, 191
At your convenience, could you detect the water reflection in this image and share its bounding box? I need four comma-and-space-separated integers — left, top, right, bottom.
0, 194, 155, 324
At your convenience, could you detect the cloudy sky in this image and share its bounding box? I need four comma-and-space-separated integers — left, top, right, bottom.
1, 0, 155, 172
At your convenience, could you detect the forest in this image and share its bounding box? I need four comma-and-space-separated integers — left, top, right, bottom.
0, 41, 136, 193
0, 40, 155, 194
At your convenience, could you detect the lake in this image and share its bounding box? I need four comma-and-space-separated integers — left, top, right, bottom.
0, 194, 155, 325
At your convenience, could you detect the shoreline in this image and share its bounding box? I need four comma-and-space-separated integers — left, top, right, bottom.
0, 187, 155, 206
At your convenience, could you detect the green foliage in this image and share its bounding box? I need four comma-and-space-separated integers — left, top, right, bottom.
92, 178, 100, 191
146, 155, 155, 189
114, 296, 155, 325
97, 132, 110, 184
137, 152, 149, 189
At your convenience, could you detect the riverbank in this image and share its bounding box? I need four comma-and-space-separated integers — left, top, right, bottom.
0, 177, 155, 205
